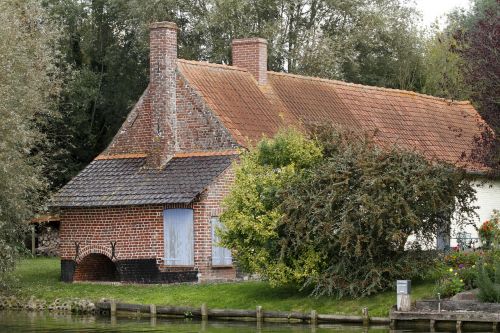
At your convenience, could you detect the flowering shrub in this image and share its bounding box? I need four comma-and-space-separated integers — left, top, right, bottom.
444, 251, 480, 267
434, 266, 466, 297
479, 210, 500, 249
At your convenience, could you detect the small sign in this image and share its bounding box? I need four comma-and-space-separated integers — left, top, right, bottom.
397, 280, 411, 294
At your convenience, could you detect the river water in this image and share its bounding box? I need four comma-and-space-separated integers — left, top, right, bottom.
0, 310, 403, 333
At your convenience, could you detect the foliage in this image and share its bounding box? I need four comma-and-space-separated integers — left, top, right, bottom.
8, 258, 436, 316
434, 265, 466, 298
476, 253, 500, 303
443, 251, 480, 267
432, 257, 477, 296
0, 0, 61, 286
221, 127, 477, 298
205, 0, 425, 91
422, 26, 470, 101
423, 0, 499, 172
478, 210, 500, 249
220, 129, 322, 280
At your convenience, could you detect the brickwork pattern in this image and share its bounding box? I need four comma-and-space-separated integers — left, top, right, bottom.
73, 253, 118, 281
59, 166, 236, 282
232, 38, 268, 85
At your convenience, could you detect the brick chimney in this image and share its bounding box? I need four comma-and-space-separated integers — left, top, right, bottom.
148, 21, 178, 168
232, 38, 268, 85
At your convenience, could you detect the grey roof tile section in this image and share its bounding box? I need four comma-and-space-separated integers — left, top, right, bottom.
50, 155, 236, 207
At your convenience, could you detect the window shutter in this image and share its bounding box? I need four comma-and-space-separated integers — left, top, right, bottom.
211, 217, 232, 266
164, 209, 194, 265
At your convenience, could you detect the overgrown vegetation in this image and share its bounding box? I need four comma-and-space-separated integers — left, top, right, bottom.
477, 256, 500, 303
432, 212, 499, 301
221, 127, 477, 298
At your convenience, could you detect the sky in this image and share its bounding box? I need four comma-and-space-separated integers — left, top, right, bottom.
414, 0, 471, 27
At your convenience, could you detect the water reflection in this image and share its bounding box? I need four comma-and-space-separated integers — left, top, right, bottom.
0, 310, 492, 333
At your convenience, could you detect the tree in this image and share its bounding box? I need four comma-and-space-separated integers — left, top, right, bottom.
0, 0, 61, 286
205, 0, 425, 91
423, 0, 499, 172
220, 129, 322, 282
221, 127, 477, 297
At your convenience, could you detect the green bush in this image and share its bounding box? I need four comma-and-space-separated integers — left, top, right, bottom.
476, 259, 500, 303
434, 266, 466, 298
443, 251, 480, 267
221, 127, 477, 298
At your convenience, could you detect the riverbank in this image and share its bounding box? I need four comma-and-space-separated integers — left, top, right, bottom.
5, 258, 435, 316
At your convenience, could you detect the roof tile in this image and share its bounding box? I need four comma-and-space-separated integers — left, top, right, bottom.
51, 155, 235, 207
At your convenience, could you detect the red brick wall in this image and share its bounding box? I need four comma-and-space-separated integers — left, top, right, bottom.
59, 165, 236, 282
103, 22, 237, 160
232, 38, 268, 85
175, 74, 237, 153
103, 89, 153, 155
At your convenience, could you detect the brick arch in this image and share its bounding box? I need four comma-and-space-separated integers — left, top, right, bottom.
76, 244, 116, 264
74, 253, 119, 282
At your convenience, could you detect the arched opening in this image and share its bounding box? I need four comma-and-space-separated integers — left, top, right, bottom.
74, 253, 118, 282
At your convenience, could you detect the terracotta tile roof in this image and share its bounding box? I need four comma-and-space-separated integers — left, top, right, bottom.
50, 155, 236, 207
178, 60, 489, 171
177, 60, 291, 145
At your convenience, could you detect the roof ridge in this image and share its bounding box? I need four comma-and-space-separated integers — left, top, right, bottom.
267, 71, 472, 105
95, 153, 147, 160
178, 59, 249, 73
173, 150, 240, 158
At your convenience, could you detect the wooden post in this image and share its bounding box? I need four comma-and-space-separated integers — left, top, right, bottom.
390, 319, 396, 329
456, 320, 462, 332
150, 304, 156, 317
110, 300, 117, 317
429, 319, 436, 332
310, 310, 317, 325
400, 294, 411, 312
362, 307, 369, 326
201, 303, 208, 321
31, 225, 35, 256
256, 305, 263, 322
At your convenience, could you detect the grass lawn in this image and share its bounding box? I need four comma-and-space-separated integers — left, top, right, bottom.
6, 257, 435, 316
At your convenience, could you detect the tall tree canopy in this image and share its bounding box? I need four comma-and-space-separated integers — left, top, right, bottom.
423, 0, 499, 171
0, 0, 60, 286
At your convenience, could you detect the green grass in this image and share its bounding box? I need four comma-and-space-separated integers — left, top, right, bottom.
6, 257, 435, 316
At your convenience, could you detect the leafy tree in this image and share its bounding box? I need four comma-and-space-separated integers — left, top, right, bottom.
220, 129, 322, 282
205, 0, 425, 91
221, 127, 477, 297
422, 26, 470, 100
0, 0, 61, 286
423, 0, 499, 172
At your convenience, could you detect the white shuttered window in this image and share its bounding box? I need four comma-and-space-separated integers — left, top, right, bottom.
164, 209, 194, 266
211, 217, 232, 266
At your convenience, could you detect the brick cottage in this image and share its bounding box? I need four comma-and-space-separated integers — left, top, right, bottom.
51, 21, 497, 284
